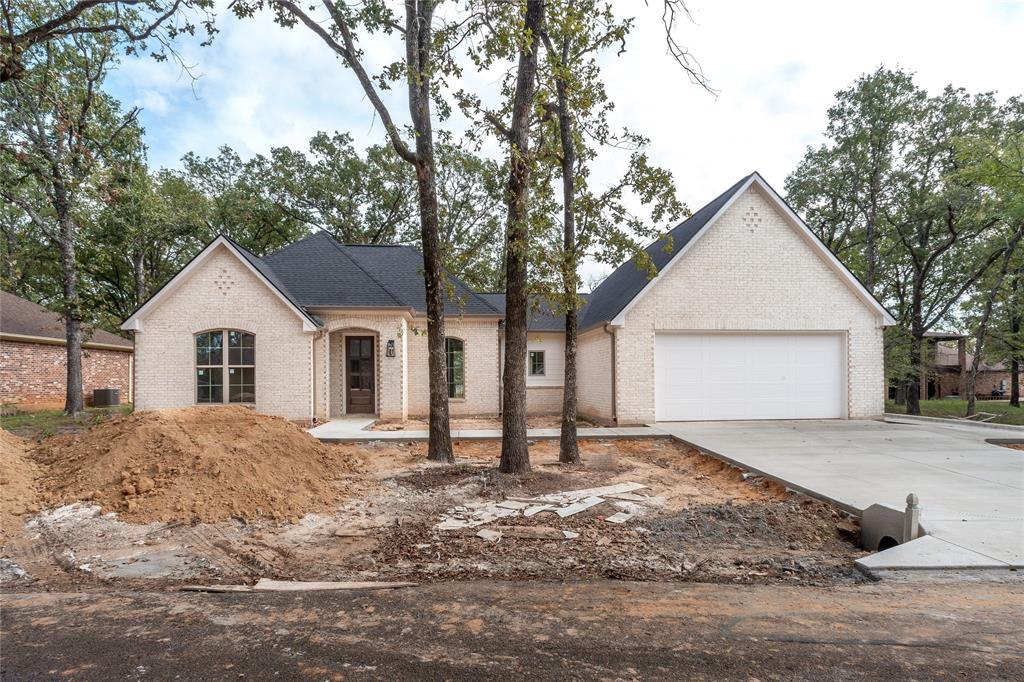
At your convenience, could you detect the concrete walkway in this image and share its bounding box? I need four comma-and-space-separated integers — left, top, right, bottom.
307, 417, 661, 443
655, 419, 1024, 572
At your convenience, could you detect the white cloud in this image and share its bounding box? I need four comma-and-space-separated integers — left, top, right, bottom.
104, 0, 1024, 285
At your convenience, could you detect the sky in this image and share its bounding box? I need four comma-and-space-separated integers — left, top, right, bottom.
106, 0, 1024, 283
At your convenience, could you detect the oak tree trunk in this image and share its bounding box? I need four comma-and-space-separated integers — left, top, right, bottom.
499, 0, 545, 474
416, 158, 454, 462
906, 319, 923, 416
1011, 267, 1022, 408
407, 0, 453, 462
132, 246, 146, 305
1012, 359, 1020, 408
550, 34, 579, 465
55, 194, 84, 416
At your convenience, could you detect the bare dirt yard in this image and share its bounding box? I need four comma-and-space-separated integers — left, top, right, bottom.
1, 408, 865, 591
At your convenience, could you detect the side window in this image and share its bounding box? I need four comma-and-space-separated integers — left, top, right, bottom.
446, 338, 465, 399
196, 331, 223, 403
228, 331, 255, 403
529, 350, 545, 376
196, 330, 255, 404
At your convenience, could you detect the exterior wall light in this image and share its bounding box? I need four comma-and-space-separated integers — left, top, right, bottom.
386, 339, 396, 357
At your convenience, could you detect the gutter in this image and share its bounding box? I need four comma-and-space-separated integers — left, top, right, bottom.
1, 332, 133, 352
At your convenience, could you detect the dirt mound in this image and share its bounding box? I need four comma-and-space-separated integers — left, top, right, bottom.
1, 430, 41, 544
31, 407, 359, 524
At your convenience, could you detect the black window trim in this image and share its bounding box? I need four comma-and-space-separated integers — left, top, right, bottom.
195, 329, 256, 405
445, 337, 466, 400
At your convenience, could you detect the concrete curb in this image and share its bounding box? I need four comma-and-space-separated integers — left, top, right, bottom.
884, 413, 1024, 432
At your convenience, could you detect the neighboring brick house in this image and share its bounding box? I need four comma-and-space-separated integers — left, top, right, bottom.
1, 291, 133, 409
918, 331, 1011, 400
122, 172, 893, 425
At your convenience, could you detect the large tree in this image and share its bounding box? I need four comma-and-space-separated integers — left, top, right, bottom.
231, 0, 481, 462
786, 70, 1006, 415
787, 68, 923, 294
1, 27, 141, 415
1, 0, 215, 81
465, 0, 547, 473
956, 97, 1024, 414
537, 0, 687, 463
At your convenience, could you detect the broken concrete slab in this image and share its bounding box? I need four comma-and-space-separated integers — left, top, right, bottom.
605, 511, 633, 524
555, 495, 607, 518
538, 482, 646, 504
523, 504, 555, 517
476, 529, 503, 542
606, 492, 648, 502
495, 500, 532, 511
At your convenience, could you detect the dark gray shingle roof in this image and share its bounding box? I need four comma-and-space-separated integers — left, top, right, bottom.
479, 293, 591, 331
578, 173, 754, 331
261, 232, 499, 315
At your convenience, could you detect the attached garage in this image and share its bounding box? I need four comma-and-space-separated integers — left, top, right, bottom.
654, 333, 844, 421
574, 172, 895, 425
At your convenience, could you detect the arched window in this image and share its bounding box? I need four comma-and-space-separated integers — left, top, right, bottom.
196, 330, 255, 404
445, 337, 465, 399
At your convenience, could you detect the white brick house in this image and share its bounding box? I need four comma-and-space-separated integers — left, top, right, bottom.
122, 172, 893, 424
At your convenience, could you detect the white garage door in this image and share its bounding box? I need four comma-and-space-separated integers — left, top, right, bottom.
654, 333, 843, 421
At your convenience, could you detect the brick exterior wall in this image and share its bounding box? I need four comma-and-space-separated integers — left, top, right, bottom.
614, 185, 886, 424
576, 326, 615, 422
1, 339, 132, 408
937, 370, 1010, 398
311, 312, 408, 420
408, 316, 501, 417
525, 386, 563, 414
132, 246, 313, 421
524, 332, 565, 415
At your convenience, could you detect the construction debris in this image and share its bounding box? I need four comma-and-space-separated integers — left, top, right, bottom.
476, 529, 503, 542
555, 495, 607, 518
182, 579, 417, 593
489, 526, 570, 540
435, 482, 648, 530
605, 511, 633, 524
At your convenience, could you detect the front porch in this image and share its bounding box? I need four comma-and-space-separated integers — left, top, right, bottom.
312, 315, 409, 422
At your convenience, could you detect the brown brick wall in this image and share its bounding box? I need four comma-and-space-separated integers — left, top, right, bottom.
936, 369, 1010, 398
0, 339, 132, 407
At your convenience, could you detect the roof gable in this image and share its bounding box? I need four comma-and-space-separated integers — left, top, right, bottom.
580, 174, 754, 330
581, 172, 895, 330
121, 236, 320, 332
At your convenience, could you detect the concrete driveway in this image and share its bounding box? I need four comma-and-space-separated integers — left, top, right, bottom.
654, 419, 1024, 571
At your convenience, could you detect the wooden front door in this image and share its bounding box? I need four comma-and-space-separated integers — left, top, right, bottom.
346, 336, 375, 414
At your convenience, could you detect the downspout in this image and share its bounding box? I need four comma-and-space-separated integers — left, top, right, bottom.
603, 323, 617, 424
129, 333, 136, 406
309, 334, 316, 424
497, 320, 505, 415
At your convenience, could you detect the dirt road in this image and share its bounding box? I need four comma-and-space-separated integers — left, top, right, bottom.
3, 580, 1021, 680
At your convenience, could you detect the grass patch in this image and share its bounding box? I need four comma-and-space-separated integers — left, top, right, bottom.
1, 404, 133, 440
885, 399, 1024, 425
